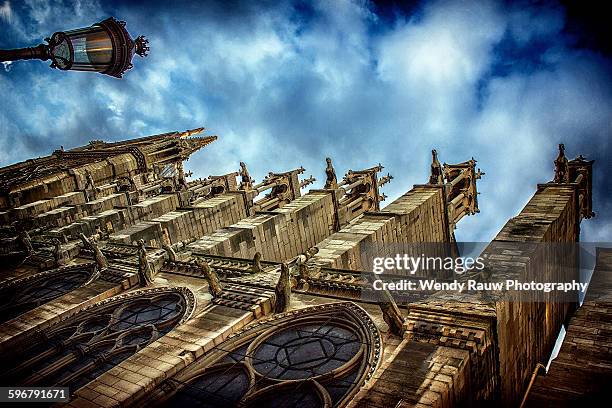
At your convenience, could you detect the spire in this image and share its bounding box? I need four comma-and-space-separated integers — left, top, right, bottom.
0, 127, 216, 207
142, 127, 217, 165
176, 135, 218, 159
134, 35, 150, 57
64, 126, 216, 165
71, 130, 182, 152
188, 171, 239, 204
336, 163, 390, 222
251, 166, 308, 212
433, 150, 484, 233
177, 127, 205, 138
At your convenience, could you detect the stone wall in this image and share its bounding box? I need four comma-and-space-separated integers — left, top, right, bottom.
493, 184, 579, 405
64, 280, 275, 408
353, 338, 472, 407
312, 186, 448, 271
188, 191, 336, 261
384, 183, 583, 407
526, 247, 612, 406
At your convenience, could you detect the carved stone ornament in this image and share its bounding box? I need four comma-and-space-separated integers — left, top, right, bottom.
143, 302, 381, 408
137, 239, 155, 286
0, 263, 98, 325
251, 251, 263, 274
429, 149, 444, 185
553, 143, 570, 183
378, 289, 405, 336
0, 286, 195, 390
239, 161, 254, 191
274, 263, 291, 313
196, 257, 223, 297
78, 232, 108, 272
324, 157, 338, 189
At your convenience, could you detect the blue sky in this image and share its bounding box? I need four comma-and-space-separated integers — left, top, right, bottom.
0, 0, 610, 244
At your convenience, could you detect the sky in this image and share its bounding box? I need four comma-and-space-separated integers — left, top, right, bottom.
0, 0, 610, 244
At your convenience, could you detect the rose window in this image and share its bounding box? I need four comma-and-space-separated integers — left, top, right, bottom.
157, 303, 381, 408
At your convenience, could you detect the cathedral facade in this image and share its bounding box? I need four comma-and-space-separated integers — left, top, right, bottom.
0, 127, 606, 407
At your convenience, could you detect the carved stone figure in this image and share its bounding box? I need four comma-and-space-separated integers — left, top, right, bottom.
78, 232, 108, 271
429, 149, 443, 185
379, 289, 405, 336
275, 263, 291, 313
307, 246, 319, 258
17, 228, 34, 255
117, 176, 136, 193
296, 254, 308, 281
9, 191, 23, 207
137, 239, 155, 286
176, 162, 189, 191
162, 243, 177, 262
239, 161, 254, 190
324, 157, 338, 189
93, 226, 108, 241
161, 230, 177, 261
91, 242, 108, 271
554, 143, 570, 183
197, 258, 223, 297
52, 238, 65, 267
296, 246, 319, 288
252, 252, 263, 274
78, 232, 91, 248
84, 170, 97, 200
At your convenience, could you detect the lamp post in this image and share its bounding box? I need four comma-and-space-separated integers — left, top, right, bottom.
0, 17, 149, 78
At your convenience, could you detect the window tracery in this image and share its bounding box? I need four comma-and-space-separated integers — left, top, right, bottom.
0, 263, 97, 324
150, 302, 381, 408
0, 286, 195, 393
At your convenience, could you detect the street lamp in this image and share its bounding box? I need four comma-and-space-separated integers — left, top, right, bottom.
0, 17, 149, 78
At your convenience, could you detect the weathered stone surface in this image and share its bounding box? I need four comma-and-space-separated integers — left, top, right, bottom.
0, 132, 601, 408
526, 248, 612, 407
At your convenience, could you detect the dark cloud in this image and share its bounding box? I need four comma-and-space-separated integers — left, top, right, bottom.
0, 0, 610, 243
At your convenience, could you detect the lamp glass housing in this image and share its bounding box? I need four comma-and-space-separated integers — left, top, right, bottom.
66, 26, 113, 71
50, 25, 114, 72
35, 17, 149, 78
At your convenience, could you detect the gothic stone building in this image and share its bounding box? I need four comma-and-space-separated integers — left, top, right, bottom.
0, 128, 607, 407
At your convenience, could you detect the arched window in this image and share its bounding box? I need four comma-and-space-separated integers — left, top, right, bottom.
0, 287, 195, 392
0, 263, 97, 325
147, 302, 381, 408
